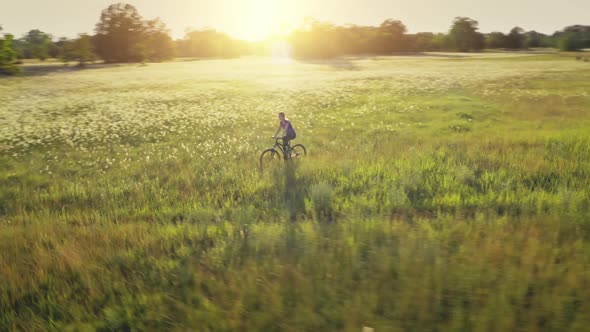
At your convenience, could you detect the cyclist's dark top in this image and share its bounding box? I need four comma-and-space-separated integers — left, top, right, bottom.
281, 119, 296, 137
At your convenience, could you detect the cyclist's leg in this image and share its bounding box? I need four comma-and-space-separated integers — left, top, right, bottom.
282, 137, 289, 159
283, 134, 295, 159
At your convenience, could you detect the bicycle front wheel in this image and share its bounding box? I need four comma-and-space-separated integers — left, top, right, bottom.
290, 144, 307, 160
260, 149, 281, 171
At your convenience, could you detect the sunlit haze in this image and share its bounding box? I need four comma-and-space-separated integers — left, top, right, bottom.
1, 0, 589, 40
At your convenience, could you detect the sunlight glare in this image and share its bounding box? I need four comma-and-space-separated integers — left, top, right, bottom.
240, 0, 277, 41
270, 41, 294, 64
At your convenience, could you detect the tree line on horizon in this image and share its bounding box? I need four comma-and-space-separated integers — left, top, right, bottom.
2, 2, 590, 75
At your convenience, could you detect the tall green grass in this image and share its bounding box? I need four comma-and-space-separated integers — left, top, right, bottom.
1, 217, 589, 331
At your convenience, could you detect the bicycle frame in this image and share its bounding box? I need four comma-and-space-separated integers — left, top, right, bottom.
271, 138, 290, 159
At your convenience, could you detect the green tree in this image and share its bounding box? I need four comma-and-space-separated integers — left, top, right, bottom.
506, 27, 525, 49
378, 19, 407, 53
177, 28, 242, 58
558, 33, 583, 51
48, 41, 60, 58
0, 26, 22, 75
143, 18, 175, 62
407, 33, 441, 52
290, 19, 341, 58
94, 3, 175, 63
69, 34, 97, 66
54, 37, 71, 64
22, 29, 52, 60
340, 24, 376, 54
485, 32, 507, 49
94, 3, 145, 62
431, 33, 452, 50
555, 25, 590, 50
524, 31, 547, 48
448, 17, 484, 52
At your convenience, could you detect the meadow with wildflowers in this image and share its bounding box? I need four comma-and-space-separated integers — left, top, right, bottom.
1, 53, 590, 331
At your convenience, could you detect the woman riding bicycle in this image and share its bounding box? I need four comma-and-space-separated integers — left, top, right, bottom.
272, 112, 297, 158
260, 113, 305, 169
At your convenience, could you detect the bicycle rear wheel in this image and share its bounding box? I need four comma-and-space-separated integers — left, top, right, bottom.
260, 149, 281, 171
290, 144, 307, 160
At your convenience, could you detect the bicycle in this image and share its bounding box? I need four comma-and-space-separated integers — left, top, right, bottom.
260, 137, 307, 171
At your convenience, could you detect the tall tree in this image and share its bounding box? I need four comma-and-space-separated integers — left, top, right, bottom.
94, 3, 145, 62
143, 18, 175, 62
448, 17, 484, 52
378, 19, 407, 53
54, 37, 70, 63
557, 33, 583, 51
94, 3, 175, 62
524, 31, 547, 48
0, 26, 22, 75
66, 34, 97, 66
506, 27, 525, 49
22, 29, 52, 60
556, 25, 590, 50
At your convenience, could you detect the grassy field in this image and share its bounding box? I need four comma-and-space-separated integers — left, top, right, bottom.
1, 53, 590, 331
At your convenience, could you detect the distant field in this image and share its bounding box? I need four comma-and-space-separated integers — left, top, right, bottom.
1, 53, 590, 331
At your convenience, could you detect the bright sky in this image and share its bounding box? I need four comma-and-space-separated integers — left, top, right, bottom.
1, 0, 589, 41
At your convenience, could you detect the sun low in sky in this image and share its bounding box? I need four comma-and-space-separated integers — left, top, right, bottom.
233, 0, 296, 41
1, 0, 590, 40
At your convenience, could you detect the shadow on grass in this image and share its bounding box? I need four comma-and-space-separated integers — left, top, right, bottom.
18, 62, 126, 77
282, 162, 306, 222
